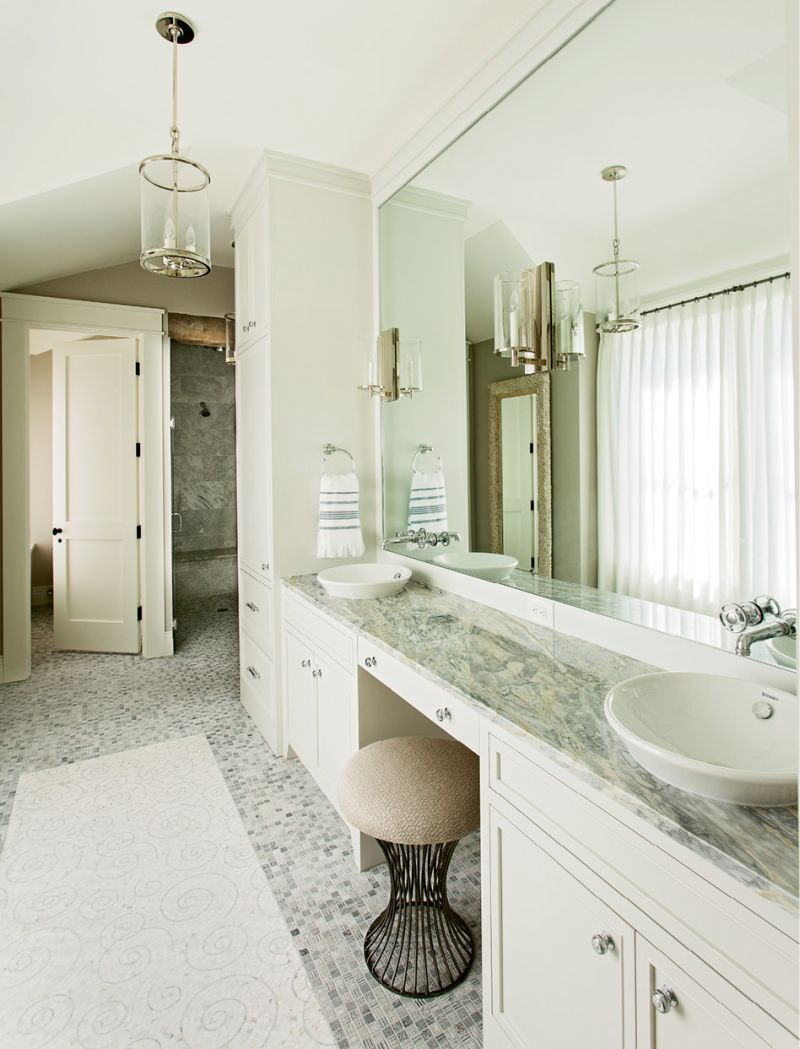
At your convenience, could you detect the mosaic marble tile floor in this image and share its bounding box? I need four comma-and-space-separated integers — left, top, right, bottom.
0, 600, 482, 1049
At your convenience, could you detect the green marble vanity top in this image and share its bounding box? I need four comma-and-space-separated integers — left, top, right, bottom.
284, 576, 798, 916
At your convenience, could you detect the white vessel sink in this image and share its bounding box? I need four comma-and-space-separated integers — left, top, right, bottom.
604, 673, 797, 807
767, 634, 797, 670
433, 551, 518, 582
317, 563, 411, 599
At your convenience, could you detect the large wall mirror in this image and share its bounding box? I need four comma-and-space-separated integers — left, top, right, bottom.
379, 0, 795, 670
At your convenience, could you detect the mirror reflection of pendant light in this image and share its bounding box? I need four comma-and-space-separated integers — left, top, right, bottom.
139, 13, 211, 278
593, 165, 640, 333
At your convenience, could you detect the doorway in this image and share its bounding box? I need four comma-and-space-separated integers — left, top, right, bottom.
1, 293, 172, 682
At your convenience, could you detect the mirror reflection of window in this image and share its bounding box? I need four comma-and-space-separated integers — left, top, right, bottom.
500, 395, 538, 571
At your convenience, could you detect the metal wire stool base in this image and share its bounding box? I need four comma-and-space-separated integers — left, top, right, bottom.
364, 839, 474, 998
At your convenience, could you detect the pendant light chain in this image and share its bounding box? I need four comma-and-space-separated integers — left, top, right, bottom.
170, 17, 180, 157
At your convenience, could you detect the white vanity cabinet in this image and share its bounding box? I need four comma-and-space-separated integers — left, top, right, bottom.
234, 196, 268, 355
235, 336, 271, 584
283, 592, 356, 808
483, 731, 798, 1049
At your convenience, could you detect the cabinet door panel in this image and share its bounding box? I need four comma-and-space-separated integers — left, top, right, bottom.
235, 338, 271, 580
636, 938, 778, 1049
286, 632, 316, 770
234, 220, 250, 345
314, 653, 353, 802
487, 805, 634, 1049
248, 198, 269, 340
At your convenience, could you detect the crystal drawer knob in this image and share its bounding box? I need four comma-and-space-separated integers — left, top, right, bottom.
652, 987, 678, 1014
591, 932, 615, 955
435, 708, 452, 722
364, 656, 376, 668
301, 659, 311, 668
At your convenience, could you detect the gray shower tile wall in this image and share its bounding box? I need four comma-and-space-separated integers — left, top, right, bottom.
171, 343, 238, 601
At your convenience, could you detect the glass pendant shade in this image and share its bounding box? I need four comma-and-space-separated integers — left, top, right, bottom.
140, 155, 211, 277
493, 266, 553, 373
593, 259, 640, 333
398, 338, 423, 396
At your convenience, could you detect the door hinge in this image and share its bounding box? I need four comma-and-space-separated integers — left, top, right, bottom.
135, 442, 141, 457
136, 524, 142, 539
531, 556, 536, 570
529, 442, 534, 453
137, 605, 143, 621
135, 361, 141, 376
530, 499, 535, 511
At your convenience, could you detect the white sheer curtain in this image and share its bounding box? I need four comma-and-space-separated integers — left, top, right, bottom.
597, 277, 795, 616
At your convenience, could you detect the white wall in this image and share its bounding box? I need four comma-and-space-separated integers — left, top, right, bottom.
380, 188, 470, 545
14, 259, 235, 317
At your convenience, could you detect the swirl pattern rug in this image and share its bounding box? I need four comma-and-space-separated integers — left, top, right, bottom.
0, 734, 335, 1048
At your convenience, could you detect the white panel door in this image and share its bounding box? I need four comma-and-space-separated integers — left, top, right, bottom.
235, 337, 271, 581
314, 652, 352, 801
285, 631, 316, 771
500, 395, 535, 569
487, 804, 634, 1049
52, 338, 139, 652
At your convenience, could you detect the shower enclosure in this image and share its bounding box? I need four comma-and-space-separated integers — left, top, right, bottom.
170, 341, 237, 610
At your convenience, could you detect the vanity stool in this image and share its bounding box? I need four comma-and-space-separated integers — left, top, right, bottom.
339, 735, 479, 998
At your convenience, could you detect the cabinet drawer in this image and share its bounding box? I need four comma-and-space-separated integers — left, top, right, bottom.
240, 571, 272, 655
487, 733, 799, 1034
240, 633, 275, 746
357, 637, 479, 753
283, 593, 355, 672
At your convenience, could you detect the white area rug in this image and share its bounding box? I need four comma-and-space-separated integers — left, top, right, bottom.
0, 735, 335, 1048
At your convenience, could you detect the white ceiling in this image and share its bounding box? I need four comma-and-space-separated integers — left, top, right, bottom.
0, 0, 538, 289
407, 0, 790, 341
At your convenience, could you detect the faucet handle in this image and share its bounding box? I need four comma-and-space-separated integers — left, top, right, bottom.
719, 601, 763, 633
754, 595, 781, 618
782, 609, 797, 636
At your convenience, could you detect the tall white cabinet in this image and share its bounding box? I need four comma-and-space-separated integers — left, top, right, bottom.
232, 152, 374, 755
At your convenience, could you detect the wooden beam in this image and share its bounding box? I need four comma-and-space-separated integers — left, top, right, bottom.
167, 313, 232, 348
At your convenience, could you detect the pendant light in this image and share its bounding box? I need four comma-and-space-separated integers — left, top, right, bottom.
139, 13, 211, 278
593, 165, 640, 333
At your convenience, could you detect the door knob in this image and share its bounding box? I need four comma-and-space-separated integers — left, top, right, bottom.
52, 527, 63, 535
591, 932, 615, 955
652, 986, 678, 1014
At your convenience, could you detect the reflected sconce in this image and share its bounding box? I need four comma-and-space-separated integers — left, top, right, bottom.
139, 13, 212, 278
593, 165, 640, 333
554, 279, 585, 368
358, 329, 423, 401
493, 264, 555, 373
224, 312, 235, 365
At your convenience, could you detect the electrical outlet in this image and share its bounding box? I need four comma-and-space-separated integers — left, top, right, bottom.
528, 597, 554, 630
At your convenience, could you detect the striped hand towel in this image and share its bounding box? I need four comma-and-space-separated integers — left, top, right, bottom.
317, 472, 365, 558
408, 468, 448, 532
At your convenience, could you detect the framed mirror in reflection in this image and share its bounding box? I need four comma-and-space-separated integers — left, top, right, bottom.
379, 0, 795, 670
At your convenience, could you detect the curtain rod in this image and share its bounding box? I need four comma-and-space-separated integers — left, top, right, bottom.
640, 271, 791, 317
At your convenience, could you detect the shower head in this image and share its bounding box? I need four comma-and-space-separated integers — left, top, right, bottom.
199, 401, 211, 417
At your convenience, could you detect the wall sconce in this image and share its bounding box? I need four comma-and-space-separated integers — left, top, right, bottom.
493, 264, 555, 374
554, 280, 585, 368
358, 329, 423, 401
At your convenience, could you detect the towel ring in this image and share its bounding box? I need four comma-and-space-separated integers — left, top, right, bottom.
412, 443, 441, 473
322, 443, 356, 473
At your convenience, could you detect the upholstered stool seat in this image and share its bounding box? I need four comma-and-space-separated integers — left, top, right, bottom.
339, 736, 479, 998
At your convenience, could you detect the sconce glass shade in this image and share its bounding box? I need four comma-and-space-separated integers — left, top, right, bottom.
398, 338, 423, 397
555, 280, 585, 362
493, 266, 553, 373
139, 154, 211, 277
593, 259, 640, 333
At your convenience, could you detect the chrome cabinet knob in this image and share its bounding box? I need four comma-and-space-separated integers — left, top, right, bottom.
364, 656, 376, 668
245, 601, 259, 612
312, 667, 322, 678
435, 707, 452, 722
652, 987, 678, 1014
261, 562, 269, 572
591, 932, 615, 955
246, 665, 260, 680
301, 658, 311, 668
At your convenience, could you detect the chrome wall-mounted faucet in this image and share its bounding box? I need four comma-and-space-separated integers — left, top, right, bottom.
719, 595, 797, 656
381, 528, 461, 551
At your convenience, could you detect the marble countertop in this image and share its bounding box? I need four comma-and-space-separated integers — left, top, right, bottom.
284, 576, 798, 918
